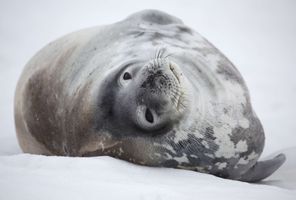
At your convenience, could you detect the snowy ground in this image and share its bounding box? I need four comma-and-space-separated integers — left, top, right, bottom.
0, 0, 295, 199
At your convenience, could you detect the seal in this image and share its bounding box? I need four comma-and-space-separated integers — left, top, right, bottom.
14, 10, 286, 182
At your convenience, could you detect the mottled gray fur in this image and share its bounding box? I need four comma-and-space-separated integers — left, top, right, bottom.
14, 10, 285, 182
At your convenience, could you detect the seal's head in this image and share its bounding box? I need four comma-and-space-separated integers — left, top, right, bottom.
99, 57, 188, 133
117, 58, 187, 133
94, 51, 192, 165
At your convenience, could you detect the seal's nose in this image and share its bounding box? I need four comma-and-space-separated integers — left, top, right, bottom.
139, 60, 180, 112
140, 58, 179, 91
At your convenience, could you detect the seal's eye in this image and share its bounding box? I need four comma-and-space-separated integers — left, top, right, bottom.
145, 108, 154, 123
123, 72, 132, 80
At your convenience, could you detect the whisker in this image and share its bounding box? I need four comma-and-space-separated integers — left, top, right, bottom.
157, 48, 162, 59
159, 48, 166, 59
154, 46, 168, 60
164, 52, 175, 59
155, 48, 159, 59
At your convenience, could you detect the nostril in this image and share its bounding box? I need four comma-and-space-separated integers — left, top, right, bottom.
145, 108, 154, 123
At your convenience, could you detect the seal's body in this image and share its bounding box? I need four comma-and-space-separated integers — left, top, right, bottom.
14, 10, 285, 182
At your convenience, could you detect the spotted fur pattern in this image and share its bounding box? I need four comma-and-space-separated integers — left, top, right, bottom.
14, 10, 285, 182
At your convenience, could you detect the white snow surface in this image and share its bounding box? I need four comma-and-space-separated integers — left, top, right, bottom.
0, 0, 296, 199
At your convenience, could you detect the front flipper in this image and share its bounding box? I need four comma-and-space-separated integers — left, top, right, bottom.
238, 153, 286, 182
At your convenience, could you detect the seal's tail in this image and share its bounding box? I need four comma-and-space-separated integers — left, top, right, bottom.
238, 153, 286, 182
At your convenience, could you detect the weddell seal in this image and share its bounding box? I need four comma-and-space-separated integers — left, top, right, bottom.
14, 10, 286, 182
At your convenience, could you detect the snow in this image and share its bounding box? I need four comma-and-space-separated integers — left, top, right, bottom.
0, 151, 296, 200
0, 0, 296, 199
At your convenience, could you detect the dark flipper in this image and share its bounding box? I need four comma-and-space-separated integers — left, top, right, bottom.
238, 153, 286, 182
